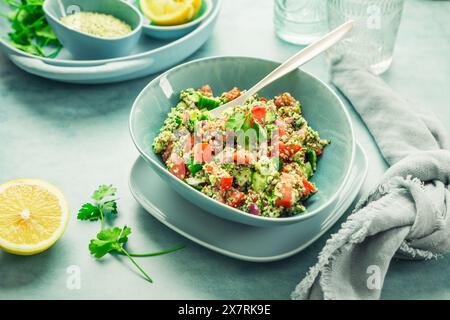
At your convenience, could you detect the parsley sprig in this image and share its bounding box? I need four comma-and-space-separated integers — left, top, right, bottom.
78, 185, 184, 283
1, 0, 62, 57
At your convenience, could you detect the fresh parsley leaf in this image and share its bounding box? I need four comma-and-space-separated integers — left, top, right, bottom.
102, 200, 118, 216
89, 226, 131, 258
1, 0, 62, 57
92, 184, 117, 202
78, 185, 184, 284
225, 113, 246, 131
77, 185, 118, 223
77, 203, 101, 221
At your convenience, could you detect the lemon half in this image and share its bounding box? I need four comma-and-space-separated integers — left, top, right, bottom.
0, 179, 69, 255
140, 0, 202, 26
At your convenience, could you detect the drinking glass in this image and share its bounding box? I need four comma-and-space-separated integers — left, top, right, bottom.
274, 0, 328, 45
327, 0, 405, 74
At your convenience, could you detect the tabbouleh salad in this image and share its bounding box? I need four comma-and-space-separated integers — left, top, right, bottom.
152, 85, 329, 218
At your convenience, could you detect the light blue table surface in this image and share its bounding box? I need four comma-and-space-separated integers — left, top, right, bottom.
1, 0, 450, 300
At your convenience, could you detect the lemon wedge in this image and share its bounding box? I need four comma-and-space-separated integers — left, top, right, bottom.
139, 0, 202, 26
0, 179, 69, 255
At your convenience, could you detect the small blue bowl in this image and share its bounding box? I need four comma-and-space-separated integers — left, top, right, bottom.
44, 0, 143, 60
129, 56, 355, 227
136, 0, 213, 40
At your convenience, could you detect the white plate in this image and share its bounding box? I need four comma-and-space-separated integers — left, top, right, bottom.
0, 0, 221, 84
129, 143, 368, 262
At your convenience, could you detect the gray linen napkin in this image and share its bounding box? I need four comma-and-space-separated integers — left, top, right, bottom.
291, 57, 450, 300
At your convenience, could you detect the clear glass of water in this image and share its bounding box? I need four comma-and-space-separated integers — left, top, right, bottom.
274, 0, 328, 45
327, 0, 405, 74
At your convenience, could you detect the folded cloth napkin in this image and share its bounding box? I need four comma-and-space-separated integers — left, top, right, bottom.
291, 57, 450, 300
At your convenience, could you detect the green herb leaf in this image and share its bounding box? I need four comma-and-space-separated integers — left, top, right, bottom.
305, 149, 317, 170
185, 157, 203, 174
77, 203, 101, 221
92, 184, 117, 202
89, 226, 131, 259
1, 0, 62, 57
78, 185, 184, 284
271, 157, 283, 171
225, 113, 246, 131
102, 200, 118, 216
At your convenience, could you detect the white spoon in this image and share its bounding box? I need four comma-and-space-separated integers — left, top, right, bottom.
208, 20, 355, 118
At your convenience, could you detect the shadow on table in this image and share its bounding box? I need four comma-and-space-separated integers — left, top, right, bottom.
0, 53, 157, 121
0, 247, 56, 288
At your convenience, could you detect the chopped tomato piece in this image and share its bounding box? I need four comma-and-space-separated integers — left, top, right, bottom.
220, 176, 233, 191
199, 84, 213, 97
204, 163, 216, 174
302, 179, 316, 196
316, 149, 323, 156
233, 150, 255, 164
251, 105, 267, 124
259, 97, 268, 102
278, 128, 288, 138
279, 143, 302, 160
227, 189, 246, 208
167, 155, 186, 180
184, 135, 195, 154
275, 180, 294, 208
274, 92, 296, 108
193, 143, 212, 163
224, 87, 241, 101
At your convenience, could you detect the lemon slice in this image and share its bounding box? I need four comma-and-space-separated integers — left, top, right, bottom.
0, 179, 69, 255
140, 0, 202, 26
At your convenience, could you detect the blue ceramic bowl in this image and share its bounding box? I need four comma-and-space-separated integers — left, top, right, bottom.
129, 56, 355, 227
136, 0, 213, 40
44, 0, 143, 60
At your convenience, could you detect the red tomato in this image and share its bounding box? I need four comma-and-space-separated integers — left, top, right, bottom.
168, 155, 186, 180
278, 143, 302, 160
275, 181, 294, 208
251, 105, 267, 124
204, 163, 216, 174
193, 143, 212, 163
233, 151, 255, 164
316, 149, 323, 156
184, 135, 195, 154
274, 92, 296, 108
227, 189, 246, 208
302, 179, 316, 196
259, 97, 268, 102
278, 128, 288, 138
220, 176, 233, 191
224, 87, 241, 101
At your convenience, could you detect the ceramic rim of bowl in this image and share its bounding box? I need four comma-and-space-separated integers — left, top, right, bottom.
129, 55, 356, 225
43, 0, 144, 41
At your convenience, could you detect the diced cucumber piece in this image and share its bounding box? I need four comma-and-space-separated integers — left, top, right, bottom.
197, 96, 221, 110
252, 172, 267, 193
185, 157, 203, 174
234, 166, 252, 187
304, 162, 313, 178
265, 110, 277, 124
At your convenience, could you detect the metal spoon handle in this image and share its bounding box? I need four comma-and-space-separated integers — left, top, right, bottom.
209, 20, 354, 117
